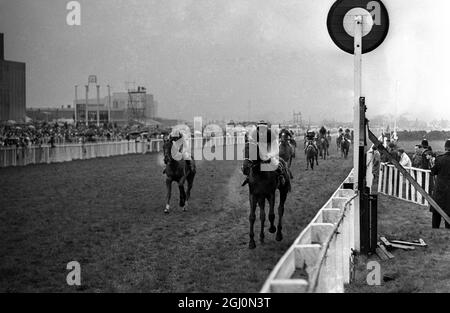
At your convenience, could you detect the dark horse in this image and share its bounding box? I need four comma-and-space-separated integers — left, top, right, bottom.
243, 131, 291, 249
163, 139, 196, 214
341, 137, 350, 159
318, 137, 328, 160
336, 135, 342, 152
306, 143, 318, 170
279, 130, 295, 178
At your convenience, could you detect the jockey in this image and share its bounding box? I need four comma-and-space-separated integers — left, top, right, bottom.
304, 130, 318, 153
163, 129, 194, 174
241, 121, 289, 188
344, 129, 352, 141
279, 128, 293, 144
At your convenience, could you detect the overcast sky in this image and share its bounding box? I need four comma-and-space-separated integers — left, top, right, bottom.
1, 0, 450, 122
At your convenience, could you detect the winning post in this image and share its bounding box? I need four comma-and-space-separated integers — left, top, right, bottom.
327, 0, 389, 253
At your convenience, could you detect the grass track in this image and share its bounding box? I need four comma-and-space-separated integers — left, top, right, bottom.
0, 143, 352, 292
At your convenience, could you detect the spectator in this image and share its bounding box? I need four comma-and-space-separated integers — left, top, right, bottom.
421, 139, 434, 170
371, 145, 381, 193
398, 148, 412, 168
429, 139, 450, 229
412, 144, 423, 168
381, 142, 399, 163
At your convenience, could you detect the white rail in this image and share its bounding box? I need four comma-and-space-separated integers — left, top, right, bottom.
377, 163, 432, 206
261, 170, 357, 293
0, 140, 164, 168
0, 136, 247, 168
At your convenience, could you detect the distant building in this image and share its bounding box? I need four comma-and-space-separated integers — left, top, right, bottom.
27, 106, 74, 122
0, 33, 26, 122
74, 86, 158, 125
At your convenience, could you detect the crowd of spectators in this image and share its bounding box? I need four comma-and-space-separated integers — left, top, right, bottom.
0, 122, 167, 148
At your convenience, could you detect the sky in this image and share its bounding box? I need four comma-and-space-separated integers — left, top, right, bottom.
1, 0, 450, 123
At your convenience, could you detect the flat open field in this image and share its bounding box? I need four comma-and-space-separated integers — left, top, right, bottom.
0, 142, 352, 292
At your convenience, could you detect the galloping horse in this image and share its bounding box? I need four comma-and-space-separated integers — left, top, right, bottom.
318, 137, 328, 160
243, 129, 291, 249
341, 137, 350, 159
163, 139, 196, 214
336, 135, 342, 152
306, 143, 318, 170
279, 130, 295, 178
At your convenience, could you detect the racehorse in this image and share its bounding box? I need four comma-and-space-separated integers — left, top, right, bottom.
327, 134, 332, 156
279, 130, 295, 179
336, 135, 342, 152
305, 143, 318, 170
243, 130, 291, 249
341, 137, 350, 159
163, 139, 196, 214
318, 137, 328, 160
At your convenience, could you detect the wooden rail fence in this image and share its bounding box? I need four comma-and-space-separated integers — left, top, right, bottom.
261, 170, 357, 293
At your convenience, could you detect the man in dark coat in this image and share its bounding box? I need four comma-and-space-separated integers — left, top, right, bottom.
421, 139, 434, 170
430, 139, 450, 229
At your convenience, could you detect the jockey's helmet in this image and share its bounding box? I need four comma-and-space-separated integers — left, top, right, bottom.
169, 129, 183, 140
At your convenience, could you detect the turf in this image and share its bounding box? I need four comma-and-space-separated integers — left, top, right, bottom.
0, 143, 352, 292
346, 194, 450, 293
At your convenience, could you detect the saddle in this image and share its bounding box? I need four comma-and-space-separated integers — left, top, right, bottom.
241, 156, 291, 191
305, 141, 318, 153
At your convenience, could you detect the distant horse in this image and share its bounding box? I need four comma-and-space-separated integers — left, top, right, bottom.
336, 135, 342, 152
163, 139, 196, 214
306, 143, 318, 170
279, 133, 294, 179
318, 137, 328, 160
243, 131, 291, 249
341, 137, 350, 159
327, 135, 332, 155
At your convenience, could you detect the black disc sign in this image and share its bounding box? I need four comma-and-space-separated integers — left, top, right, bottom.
327, 0, 389, 54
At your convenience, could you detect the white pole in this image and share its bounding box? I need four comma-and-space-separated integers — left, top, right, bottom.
96, 85, 100, 127
74, 85, 78, 124
353, 16, 363, 252
107, 85, 111, 125
85, 85, 89, 126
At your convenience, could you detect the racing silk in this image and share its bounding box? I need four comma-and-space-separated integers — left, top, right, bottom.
245, 127, 280, 170
170, 135, 191, 161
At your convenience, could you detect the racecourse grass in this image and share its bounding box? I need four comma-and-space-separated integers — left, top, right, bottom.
346, 194, 450, 293
0, 143, 352, 292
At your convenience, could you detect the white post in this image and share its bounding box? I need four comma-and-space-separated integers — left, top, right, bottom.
107, 85, 111, 125
353, 16, 363, 252
74, 85, 78, 124
85, 85, 89, 126
96, 85, 100, 127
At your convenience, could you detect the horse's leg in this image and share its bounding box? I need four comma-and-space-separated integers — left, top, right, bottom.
179, 183, 187, 211
185, 174, 195, 210
249, 194, 257, 249
288, 157, 293, 179
258, 197, 266, 244
165, 178, 172, 213
276, 188, 287, 242
268, 193, 276, 234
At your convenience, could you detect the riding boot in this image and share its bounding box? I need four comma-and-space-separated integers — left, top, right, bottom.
275, 168, 286, 186
242, 176, 249, 187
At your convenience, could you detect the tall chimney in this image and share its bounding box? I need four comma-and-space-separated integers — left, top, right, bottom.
0, 33, 4, 60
